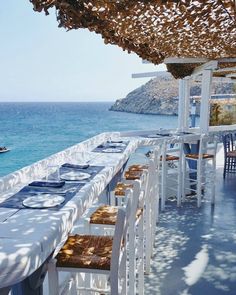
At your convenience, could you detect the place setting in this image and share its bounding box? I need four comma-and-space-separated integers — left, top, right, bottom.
170, 131, 194, 136
0, 177, 85, 210
141, 134, 163, 139
60, 164, 91, 181
140, 131, 172, 139
60, 162, 105, 181
92, 139, 129, 153
22, 194, 65, 209
0, 163, 105, 210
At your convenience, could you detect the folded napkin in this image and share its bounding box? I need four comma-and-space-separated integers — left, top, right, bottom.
174, 131, 193, 136
156, 133, 170, 137
147, 134, 161, 138
106, 144, 119, 148
29, 181, 65, 188
108, 140, 123, 143
62, 163, 89, 169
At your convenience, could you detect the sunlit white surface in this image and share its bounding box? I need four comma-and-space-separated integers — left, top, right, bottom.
183, 245, 209, 286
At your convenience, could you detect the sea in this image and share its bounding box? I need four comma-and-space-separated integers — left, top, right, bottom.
0, 102, 178, 177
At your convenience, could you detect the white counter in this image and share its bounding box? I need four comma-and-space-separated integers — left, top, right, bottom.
0, 132, 138, 288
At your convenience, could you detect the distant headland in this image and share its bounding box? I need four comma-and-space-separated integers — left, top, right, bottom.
110, 72, 234, 116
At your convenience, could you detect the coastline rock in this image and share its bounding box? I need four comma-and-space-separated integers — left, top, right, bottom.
110, 72, 234, 116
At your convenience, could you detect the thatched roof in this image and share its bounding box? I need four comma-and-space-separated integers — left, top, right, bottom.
30, 0, 236, 78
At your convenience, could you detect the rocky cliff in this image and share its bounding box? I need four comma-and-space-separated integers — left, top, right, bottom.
110, 72, 234, 115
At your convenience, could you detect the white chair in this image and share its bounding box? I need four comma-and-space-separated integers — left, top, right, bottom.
143, 150, 161, 270
80, 179, 144, 295
48, 208, 127, 295
182, 134, 217, 207
160, 137, 183, 211
123, 155, 159, 275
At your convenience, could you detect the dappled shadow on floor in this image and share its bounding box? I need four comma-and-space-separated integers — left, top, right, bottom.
145, 168, 236, 295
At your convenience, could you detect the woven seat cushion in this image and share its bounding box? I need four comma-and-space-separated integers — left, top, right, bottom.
90, 205, 118, 225
114, 182, 133, 196
186, 153, 214, 159
227, 151, 236, 157
124, 170, 142, 180
160, 154, 179, 161
128, 164, 149, 171
90, 205, 142, 225
56, 234, 113, 270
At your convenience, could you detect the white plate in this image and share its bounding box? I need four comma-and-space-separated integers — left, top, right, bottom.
23, 194, 65, 209
109, 140, 123, 143
147, 135, 160, 138
60, 171, 91, 181
103, 148, 123, 153
108, 143, 126, 147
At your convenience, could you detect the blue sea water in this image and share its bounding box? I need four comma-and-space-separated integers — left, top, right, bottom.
0, 102, 178, 177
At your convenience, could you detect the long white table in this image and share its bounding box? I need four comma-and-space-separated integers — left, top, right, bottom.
0, 130, 202, 289
0, 133, 140, 289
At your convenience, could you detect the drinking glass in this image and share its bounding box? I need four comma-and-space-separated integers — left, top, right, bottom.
46, 165, 60, 181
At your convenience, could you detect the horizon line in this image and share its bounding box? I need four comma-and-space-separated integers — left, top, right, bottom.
0, 100, 116, 103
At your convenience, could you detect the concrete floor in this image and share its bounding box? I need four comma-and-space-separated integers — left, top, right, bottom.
145, 167, 236, 295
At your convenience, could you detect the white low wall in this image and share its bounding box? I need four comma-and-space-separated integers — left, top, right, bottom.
0, 132, 120, 195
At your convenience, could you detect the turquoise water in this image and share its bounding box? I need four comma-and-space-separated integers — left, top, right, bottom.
0, 102, 178, 177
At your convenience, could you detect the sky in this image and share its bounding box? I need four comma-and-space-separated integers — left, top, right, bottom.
0, 1, 166, 102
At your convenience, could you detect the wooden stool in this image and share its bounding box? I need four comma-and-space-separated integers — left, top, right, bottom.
48, 209, 126, 295
160, 138, 183, 210
82, 180, 144, 295
183, 134, 217, 207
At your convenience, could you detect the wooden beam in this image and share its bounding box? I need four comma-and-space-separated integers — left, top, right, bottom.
218, 58, 236, 63
164, 57, 209, 64
164, 57, 236, 64
132, 71, 164, 78
194, 76, 236, 83
192, 60, 218, 76
214, 67, 236, 73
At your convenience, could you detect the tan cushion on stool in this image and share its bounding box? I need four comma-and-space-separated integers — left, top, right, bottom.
160, 154, 179, 161
124, 170, 142, 180
186, 153, 214, 159
128, 164, 149, 171
114, 182, 133, 196
56, 235, 113, 270
90, 205, 118, 225
90, 205, 142, 226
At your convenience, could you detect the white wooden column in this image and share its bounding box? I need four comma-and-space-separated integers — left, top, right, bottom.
178, 78, 190, 131
200, 69, 213, 134
178, 79, 185, 131
183, 78, 191, 130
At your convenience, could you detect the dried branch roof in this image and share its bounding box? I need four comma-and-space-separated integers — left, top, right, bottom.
30, 0, 236, 78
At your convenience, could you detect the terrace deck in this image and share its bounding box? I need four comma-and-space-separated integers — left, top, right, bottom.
145, 161, 236, 294
2, 134, 236, 294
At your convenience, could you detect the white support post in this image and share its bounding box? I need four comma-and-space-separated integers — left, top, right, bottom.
178, 79, 185, 131
178, 78, 190, 131
200, 69, 213, 134
183, 78, 191, 130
